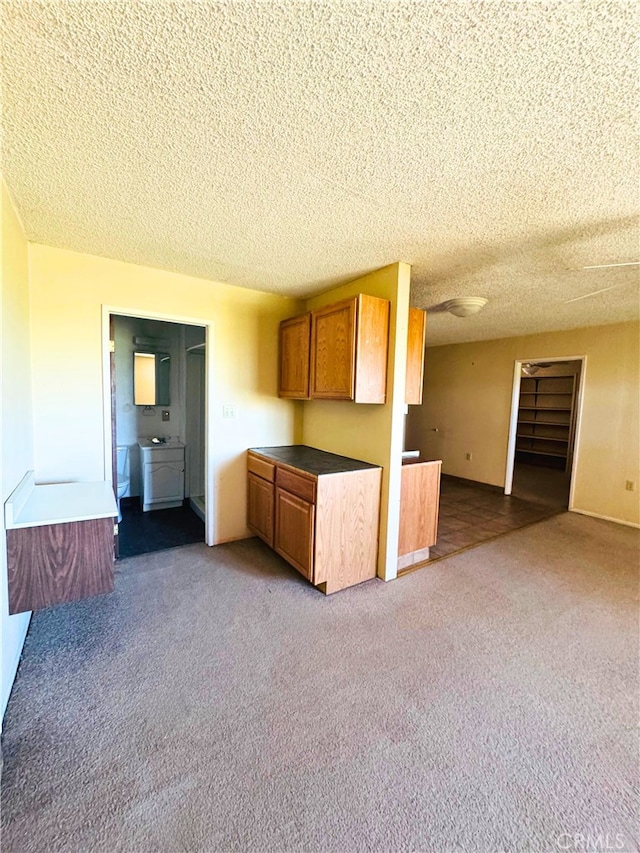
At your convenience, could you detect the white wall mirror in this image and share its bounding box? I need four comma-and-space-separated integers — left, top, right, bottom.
133, 351, 171, 406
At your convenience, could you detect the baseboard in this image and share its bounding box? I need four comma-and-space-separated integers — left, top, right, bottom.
440, 473, 503, 493
569, 508, 640, 529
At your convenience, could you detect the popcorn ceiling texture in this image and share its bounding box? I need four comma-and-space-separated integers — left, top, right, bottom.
2, 0, 638, 345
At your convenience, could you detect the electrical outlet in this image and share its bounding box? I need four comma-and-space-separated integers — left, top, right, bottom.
466, 453, 472, 461
223, 404, 236, 419
625, 480, 635, 491
162, 410, 170, 422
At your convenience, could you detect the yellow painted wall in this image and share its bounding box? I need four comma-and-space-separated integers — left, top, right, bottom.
27, 243, 301, 543
406, 322, 640, 526
1, 181, 33, 719
302, 262, 412, 579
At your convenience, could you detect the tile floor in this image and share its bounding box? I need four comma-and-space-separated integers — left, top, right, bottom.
118, 498, 205, 559
428, 474, 563, 561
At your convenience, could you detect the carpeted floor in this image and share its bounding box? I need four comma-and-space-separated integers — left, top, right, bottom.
1, 514, 638, 853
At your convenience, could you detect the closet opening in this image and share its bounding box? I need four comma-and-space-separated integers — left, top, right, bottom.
505, 357, 585, 510
104, 311, 212, 559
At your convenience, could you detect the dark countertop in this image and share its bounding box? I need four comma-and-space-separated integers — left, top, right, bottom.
249, 445, 380, 476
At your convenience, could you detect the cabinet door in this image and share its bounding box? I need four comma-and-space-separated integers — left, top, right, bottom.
274, 487, 315, 580
144, 461, 184, 504
247, 472, 275, 546
279, 314, 311, 398
405, 308, 426, 405
310, 298, 356, 399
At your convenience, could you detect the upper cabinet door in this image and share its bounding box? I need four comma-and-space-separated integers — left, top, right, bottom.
310, 297, 357, 399
405, 308, 427, 405
279, 314, 311, 399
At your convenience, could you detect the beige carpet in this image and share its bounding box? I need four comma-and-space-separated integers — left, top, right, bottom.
1, 513, 638, 852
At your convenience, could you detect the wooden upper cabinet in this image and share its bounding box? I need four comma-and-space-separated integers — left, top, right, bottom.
279, 313, 311, 398
310, 294, 390, 403
405, 307, 427, 405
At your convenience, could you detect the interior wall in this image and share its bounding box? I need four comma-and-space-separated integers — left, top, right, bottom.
301, 262, 412, 580
27, 243, 301, 543
1, 182, 34, 720
405, 321, 640, 526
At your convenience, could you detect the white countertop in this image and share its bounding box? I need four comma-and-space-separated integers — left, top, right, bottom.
5, 472, 117, 529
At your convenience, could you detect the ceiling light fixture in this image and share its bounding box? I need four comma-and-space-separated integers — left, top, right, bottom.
442, 297, 488, 318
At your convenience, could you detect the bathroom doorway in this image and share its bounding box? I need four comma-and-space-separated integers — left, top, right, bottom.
505, 357, 585, 510
102, 308, 214, 557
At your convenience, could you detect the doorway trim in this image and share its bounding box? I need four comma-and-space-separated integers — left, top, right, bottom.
101, 305, 215, 546
504, 355, 587, 510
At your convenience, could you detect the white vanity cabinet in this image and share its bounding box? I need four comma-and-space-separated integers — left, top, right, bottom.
139, 440, 185, 512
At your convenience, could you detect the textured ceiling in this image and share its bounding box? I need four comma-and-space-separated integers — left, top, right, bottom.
2, 0, 639, 345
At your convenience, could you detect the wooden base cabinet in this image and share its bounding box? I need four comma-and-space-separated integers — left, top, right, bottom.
247, 448, 382, 594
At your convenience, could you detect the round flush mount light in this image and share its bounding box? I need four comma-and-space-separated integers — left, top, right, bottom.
442, 297, 488, 318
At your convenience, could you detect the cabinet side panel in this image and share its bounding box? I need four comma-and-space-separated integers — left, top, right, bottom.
398, 461, 442, 555
7, 518, 115, 615
315, 468, 381, 592
354, 295, 390, 404
405, 308, 426, 405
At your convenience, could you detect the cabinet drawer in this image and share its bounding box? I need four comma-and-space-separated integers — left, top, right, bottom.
247, 454, 276, 482
141, 448, 185, 464
276, 467, 316, 503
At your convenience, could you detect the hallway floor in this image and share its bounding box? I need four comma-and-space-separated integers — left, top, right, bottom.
428, 474, 563, 562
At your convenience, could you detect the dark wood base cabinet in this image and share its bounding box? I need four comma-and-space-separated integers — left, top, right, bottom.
7, 517, 115, 615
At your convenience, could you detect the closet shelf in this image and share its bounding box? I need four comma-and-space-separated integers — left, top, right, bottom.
518, 406, 572, 412
516, 433, 569, 443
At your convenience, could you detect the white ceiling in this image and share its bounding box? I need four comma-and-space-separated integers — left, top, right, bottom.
2, 1, 638, 346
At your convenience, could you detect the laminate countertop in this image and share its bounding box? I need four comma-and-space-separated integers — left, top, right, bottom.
249, 445, 380, 476
5, 472, 117, 529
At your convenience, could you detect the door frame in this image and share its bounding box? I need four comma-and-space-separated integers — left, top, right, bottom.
504, 355, 587, 510
101, 305, 215, 546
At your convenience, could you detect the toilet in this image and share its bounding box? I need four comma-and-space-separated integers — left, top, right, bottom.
116, 445, 130, 522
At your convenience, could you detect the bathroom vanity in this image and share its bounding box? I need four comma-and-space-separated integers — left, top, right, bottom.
4, 471, 117, 614
138, 439, 185, 511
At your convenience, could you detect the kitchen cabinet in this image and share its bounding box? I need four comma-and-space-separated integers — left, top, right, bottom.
398, 459, 442, 571
405, 308, 427, 405
278, 313, 311, 399
515, 374, 577, 471
5, 472, 117, 614
278, 294, 390, 404
247, 446, 382, 593
310, 294, 390, 402
139, 439, 185, 511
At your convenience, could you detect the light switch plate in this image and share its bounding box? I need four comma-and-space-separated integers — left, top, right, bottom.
223, 404, 236, 419
162, 410, 170, 422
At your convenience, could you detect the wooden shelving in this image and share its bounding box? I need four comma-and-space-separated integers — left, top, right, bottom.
515, 374, 577, 471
